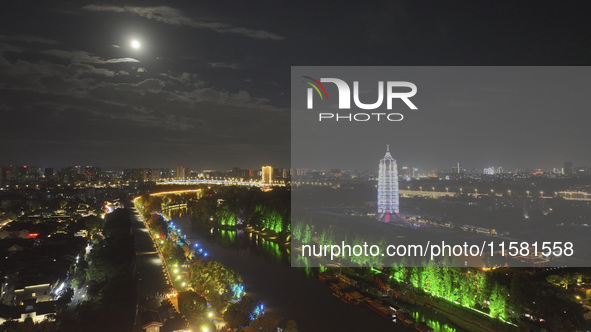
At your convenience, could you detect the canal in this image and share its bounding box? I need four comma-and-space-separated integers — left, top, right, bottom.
173, 214, 460, 332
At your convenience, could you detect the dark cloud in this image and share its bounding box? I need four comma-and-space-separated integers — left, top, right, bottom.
208, 62, 240, 70
42, 49, 138, 64
0, 34, 59, 45
82, 5, 285, 41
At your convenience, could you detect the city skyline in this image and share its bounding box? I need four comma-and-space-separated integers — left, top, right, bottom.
0, 158, 588, 174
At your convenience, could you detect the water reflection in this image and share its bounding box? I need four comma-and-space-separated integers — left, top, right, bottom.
216, 228, 290, 264
412, 310, 457, 332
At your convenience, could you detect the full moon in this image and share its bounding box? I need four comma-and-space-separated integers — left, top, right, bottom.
131, 40, 141, 49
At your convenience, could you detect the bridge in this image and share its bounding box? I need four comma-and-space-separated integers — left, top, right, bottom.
400, 190, 455, 198
150, 189, 202, 197
161, 203, 188, 220
557, 191, 591, 201
156, 179, 286, 187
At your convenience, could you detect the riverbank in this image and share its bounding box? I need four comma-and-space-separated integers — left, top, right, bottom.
326, 267, 517, 332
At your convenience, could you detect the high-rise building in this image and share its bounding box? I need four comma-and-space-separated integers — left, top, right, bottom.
484, 167, 495, 175
262, 166, 273, 184
281, 168, 290, 179
60, 166, 80, 183
564, 161, 574, 176
378, 145, 399, 216
44, 168, 54, 180
83, 166, 101, 182
149, 169, 160, 182
0, 166, 6, 186
174, 166, 186, 180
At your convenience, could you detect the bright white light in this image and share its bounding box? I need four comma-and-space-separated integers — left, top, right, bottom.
131, 40, 141, 49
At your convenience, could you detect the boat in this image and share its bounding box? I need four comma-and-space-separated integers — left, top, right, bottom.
364, 300, 397, 319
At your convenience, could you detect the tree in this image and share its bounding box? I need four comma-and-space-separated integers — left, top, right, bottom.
223, 296, 260, 329
162, 241, 186, 266
149, 214, 168, 239
178, 291, 208, 318
546, 274, 570, 289
145, 196, 163, 214
83, 216, 103, 237
216, 204, 237, 227
189, 197, 217, 227
86, 245, 118, 282
55, 287, 74, 313
189, 260, 243, 309
246, 314, 282, 332
488, 283, 508, 320
0, 320, 55, 332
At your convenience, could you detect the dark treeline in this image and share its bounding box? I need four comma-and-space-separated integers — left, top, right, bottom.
56, 208, 135, 332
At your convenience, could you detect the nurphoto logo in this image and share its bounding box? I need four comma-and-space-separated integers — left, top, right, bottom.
303, 76, 418, 122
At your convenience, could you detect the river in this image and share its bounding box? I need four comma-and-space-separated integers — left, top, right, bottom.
172, 214, 459, 332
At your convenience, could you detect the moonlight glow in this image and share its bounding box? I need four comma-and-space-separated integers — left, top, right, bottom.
131, 40, 141, 49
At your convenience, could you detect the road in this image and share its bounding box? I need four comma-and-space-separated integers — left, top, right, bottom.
131, 206, 170, 297
128, 204, 171, 329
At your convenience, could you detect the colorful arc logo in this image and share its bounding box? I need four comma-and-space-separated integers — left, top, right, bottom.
302, 76, 328, 108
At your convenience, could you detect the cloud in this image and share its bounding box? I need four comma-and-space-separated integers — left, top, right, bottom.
0, 34, 58, 45
0, 43, 22, 65
0, 35, 284, 137
82, 5, 285, 41
42, 49, 139, 64
208, 62, 240, 69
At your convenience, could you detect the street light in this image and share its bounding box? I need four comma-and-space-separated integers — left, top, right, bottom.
526, 190, 530, 197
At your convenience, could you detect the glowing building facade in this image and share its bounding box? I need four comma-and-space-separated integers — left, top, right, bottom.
378, 145, 399, 215
261, 166, 273, 184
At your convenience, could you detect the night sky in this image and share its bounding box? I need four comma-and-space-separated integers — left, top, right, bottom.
1, 1, 590, 170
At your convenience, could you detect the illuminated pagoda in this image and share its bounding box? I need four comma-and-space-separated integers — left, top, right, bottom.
378, 145, 399, 221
